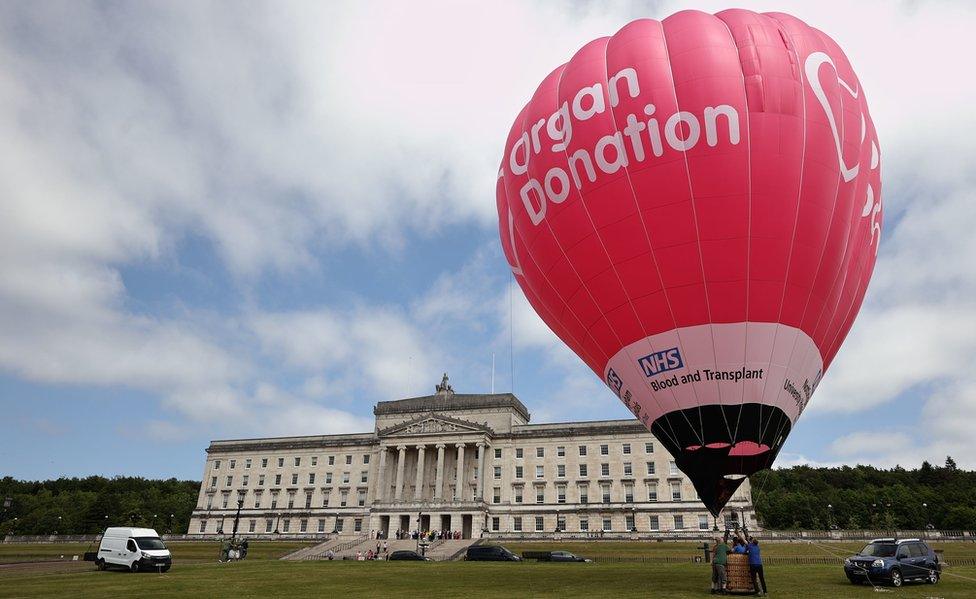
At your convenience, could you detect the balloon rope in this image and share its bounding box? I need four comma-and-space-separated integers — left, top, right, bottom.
510, 273, 515, 394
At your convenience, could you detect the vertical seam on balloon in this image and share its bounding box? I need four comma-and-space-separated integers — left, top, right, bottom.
502, 100, 609, 377
754, 12, 807, 448
592, 21, 705, 450
714, 11, 755, 451
660, 15, 736, 446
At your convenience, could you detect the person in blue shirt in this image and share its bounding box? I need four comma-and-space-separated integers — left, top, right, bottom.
746, 537, 767, 596
732, 538, 747, 554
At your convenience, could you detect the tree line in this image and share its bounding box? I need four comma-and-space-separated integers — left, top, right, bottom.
2, 458, 974, 535
0, 476, 198, 535
751, 458, 976, 530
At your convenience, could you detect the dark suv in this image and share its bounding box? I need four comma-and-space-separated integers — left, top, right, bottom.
844, 538, 940, 587
465, 545, 521, 561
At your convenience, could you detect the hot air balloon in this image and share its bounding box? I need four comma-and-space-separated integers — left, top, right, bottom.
496, 9, 881, 516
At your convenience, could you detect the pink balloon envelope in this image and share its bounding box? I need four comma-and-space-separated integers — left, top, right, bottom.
496, 9, 882, 515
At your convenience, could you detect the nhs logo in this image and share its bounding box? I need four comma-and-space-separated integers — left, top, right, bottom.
638, 347, 683, 377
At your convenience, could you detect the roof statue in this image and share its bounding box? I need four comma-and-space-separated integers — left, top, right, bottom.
435, 372, 454, 396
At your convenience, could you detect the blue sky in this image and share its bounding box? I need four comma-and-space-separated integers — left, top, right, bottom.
1, 0, 974, 481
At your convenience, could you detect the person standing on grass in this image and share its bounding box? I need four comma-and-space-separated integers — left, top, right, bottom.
746, 537, 767, 596
220, 537, 231, 563
711, 537, 729, 595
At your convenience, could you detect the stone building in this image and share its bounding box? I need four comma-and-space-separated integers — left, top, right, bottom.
188, 376, 756, 539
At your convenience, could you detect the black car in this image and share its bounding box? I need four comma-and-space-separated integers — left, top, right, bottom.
550, 551, 590, 563
465, 545, 521, 561
388, 550, 431, 561
844, 538, 940, 587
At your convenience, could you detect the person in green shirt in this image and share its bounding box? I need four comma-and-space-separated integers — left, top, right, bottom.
711, 537, 730, 594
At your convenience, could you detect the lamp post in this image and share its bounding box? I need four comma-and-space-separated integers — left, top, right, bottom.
826, 504, 833, 531
922, 503, 931, 532
231, 498, 245, 541
54, 515, 61, 536
416, 511, 423, 553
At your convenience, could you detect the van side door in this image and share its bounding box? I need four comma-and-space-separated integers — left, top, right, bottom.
125, 538, 139, 565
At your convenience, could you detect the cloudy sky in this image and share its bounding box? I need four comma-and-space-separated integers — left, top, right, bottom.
1, 0, 974, 480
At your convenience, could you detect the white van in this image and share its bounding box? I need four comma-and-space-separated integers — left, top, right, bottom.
96, 527, 172, 572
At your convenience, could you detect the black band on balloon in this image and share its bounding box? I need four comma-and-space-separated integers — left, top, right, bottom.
650, 403, 791, 517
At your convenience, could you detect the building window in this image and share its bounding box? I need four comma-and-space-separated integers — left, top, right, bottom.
557, 464, 565, 478
226, 476, 233, 487
357, 490, 366, 507
207, 495, 214, 509
579, 464, 588, 477
493, 487, 501, 504
318, 519, 326, 533
493, 466, 501, 480
245, 459, 251, 469
342, 472, 350, 484
265, 519, 273, 533
294, 457, 301, 467
645, 442, 654, 453
270, 496, 278, 509
305, 493, 312, 509
354, 519, 362, 533
259, 475, 265, 486
494, 448, 502, 459
580, 518, 589, 531
600, 444, 609, 455
277, 457, 284, 468
214, 460, 221, 470
601, 463, 610, 477
535, 516, 544, 532
536, 487, 544, 504
557, 446, 565, 457
578, 445, 587, 456
210, 476, 217, 488
622, 443, 631, 455
557, 485, 566, 504
491, 517, 500, 531
556, 515, 566, 531
513, 517, 522, 532
336, 518, 344, 532
515, 448, 523, 459
514, 487, 523, 504
308, 473, 315, 485
230, 459, 236, 469
361, 471, 368, 483
601, 484, 611, 504
199, 520, 207, 533
515, 466, 523, 479
699, 515, 709, 530
535, 465, 544, 479
623, 462, 632, 476
291, 474, 299, 485
647, 483, 658, 502
340, 491, 348, 507
261, 458, 268, 468
649, 515, 660, 530
328, 456, 335, 466
254, 493, 262, 509
602, 518, 612, 532
287, 493, 295, 509
326, 473, 332, 484
274, 474, 282, 486
345, 455, 352, 465
536, 447, 544, 458
311, 456, 317, 466
242, 475, 249, 487
363, 454, 370, 464
674, 515, 684, 530
669, 460, 679, 476
626, 515, 635, 531
300, 519, 308, 533
283, 519, 290, 533
646, 462, 655, 475
579, 486, 588, 504
322, 492, 330, 507
625, 484, 634, 503
671, 481, 682, 501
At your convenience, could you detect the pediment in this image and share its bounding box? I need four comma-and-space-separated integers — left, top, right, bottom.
379, 412, 491, 437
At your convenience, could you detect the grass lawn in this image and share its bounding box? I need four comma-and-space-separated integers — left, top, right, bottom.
1, 559, 975, 598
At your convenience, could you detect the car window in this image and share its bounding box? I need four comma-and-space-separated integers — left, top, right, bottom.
909, 544, 925, 557
896, 545, 910, 559
860, 543, 896, 557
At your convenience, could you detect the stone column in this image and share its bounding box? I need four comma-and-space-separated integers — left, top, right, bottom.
476, 442, 486, 501
434, 443, 446, 500
414, 444, 426, 501
394, 444, 407, 501
376, 447, 388, 501
454, 443, 466, 501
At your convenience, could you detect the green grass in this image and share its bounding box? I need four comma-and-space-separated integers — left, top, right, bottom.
0, 541, 311, 564
2, 560, 975, 598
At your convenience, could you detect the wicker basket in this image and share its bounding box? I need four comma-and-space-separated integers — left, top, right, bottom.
726, 554, 755, 594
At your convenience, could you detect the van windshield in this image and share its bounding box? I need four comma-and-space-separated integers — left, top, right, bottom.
135, 537, 166, 550
860, 543, 896, 557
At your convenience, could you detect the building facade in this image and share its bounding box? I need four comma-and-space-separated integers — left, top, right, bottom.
189, 377, 756, 539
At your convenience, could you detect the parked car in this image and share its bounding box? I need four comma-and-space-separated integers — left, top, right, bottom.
96, 527, 172, 572
844, 538, 940, 587
388, 550, 431, 561
522, 550, 591, 562
465, 545, 522, 561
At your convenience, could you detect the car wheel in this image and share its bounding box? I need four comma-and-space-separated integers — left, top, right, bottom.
95, 559, 106, 571
927, 569, 939, 584
890, 568, 902, 587
130, 561, 140, 573
161, 566, 171, 573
